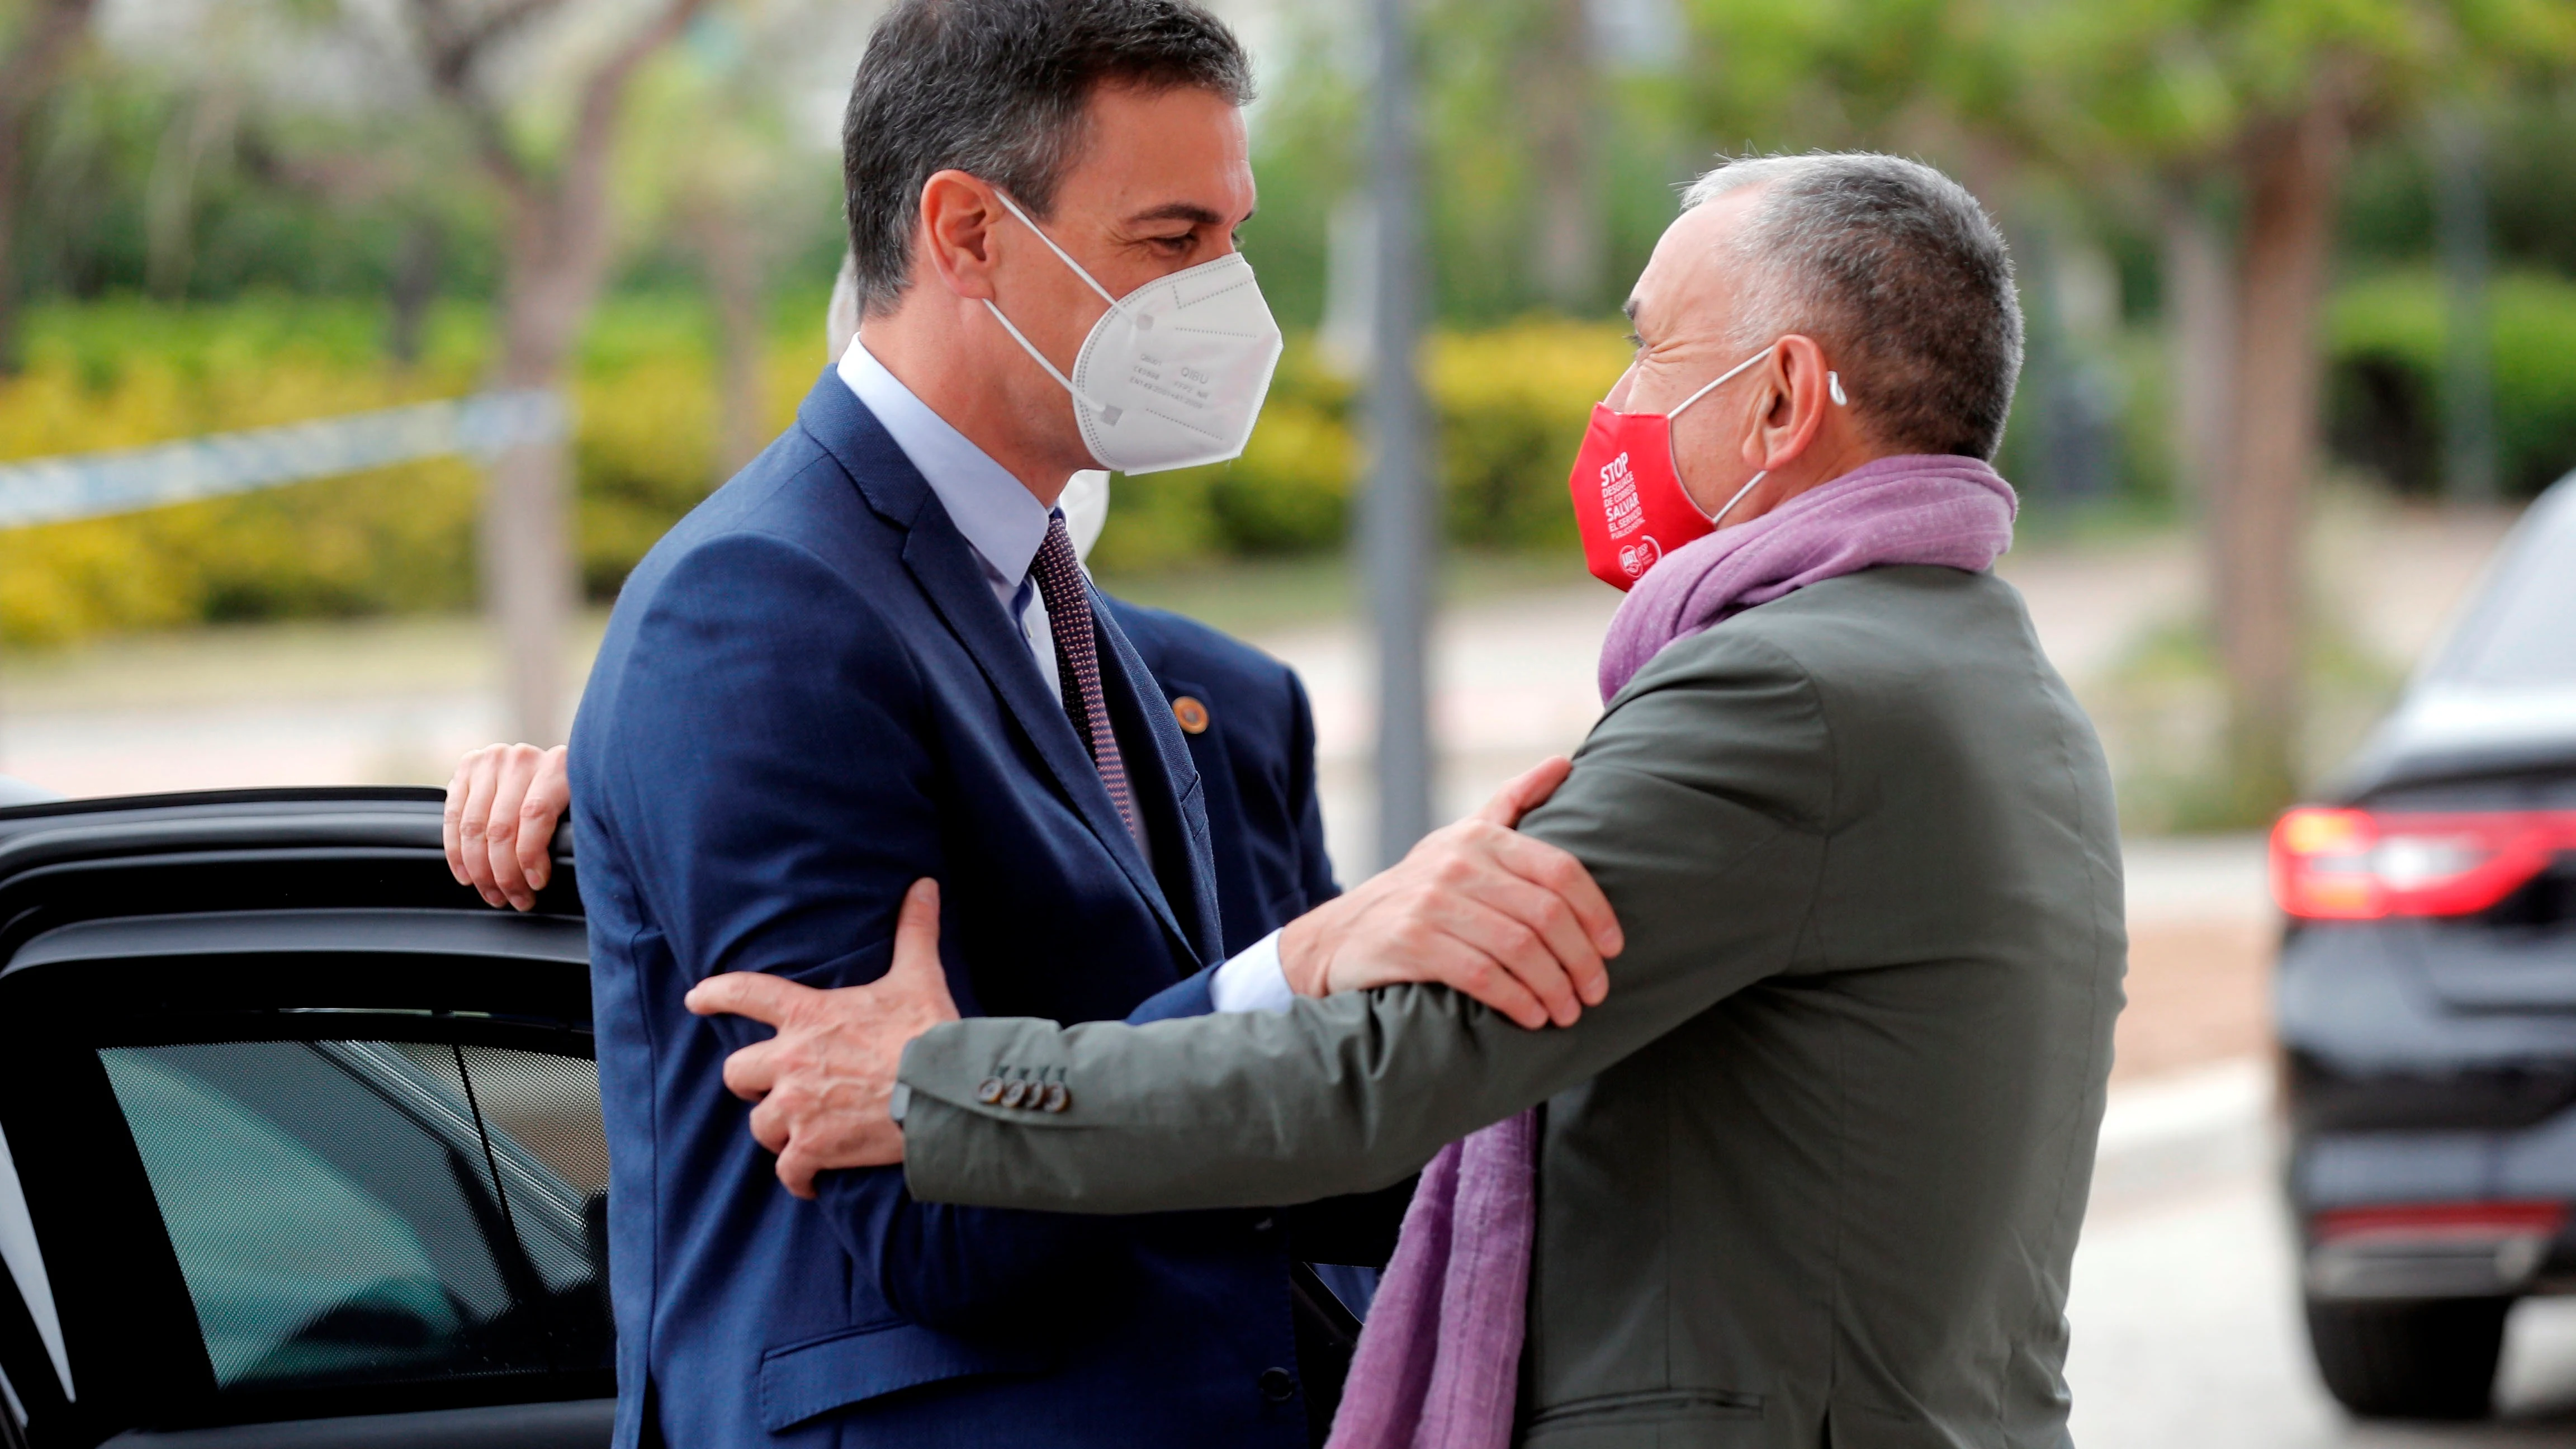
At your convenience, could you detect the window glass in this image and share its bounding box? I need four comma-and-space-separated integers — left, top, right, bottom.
2440, 498, 2576, 688
98, 1041, 608, 1395
0, 1122, 70, 1403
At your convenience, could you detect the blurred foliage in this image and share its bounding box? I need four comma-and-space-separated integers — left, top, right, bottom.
2326, 269, 2576, 498
1430, 321, 1636, 546
0, 297, 1630, 645
1093, 320, 1630, 573
1239, 0, 1689, 329
0, 293, 829, 646
0, 0, 2574, 695
2086, 605, 2409, 834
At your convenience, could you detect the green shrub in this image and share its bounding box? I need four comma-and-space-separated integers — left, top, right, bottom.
0, 295, 840, 645
1102, 319, 1628, 567
0, 298, 1634, 645
2328, 269, 2576, 497
1429, 320, 1630, 548
1206, 400, 1356, 553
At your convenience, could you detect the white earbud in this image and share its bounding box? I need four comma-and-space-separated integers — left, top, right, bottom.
1829, 371, 1848, 406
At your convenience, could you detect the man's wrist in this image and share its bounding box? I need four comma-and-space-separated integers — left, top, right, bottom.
1209, 931, 1296, 1014
1278, 912, 1327, 997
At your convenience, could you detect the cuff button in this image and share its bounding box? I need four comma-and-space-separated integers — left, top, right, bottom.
976, 1077, 1006, 1105
1001, 1080, 1030, 1109
1041, 1082, 1071, 1112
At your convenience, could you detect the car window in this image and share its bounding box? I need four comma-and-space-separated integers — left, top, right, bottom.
0, 1124, 69, 1407
2436, 489, 2576, 688
97, 1040, 609, 1396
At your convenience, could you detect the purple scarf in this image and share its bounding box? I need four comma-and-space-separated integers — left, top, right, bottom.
1599, 453, 2019, 701
1327, 454, 2016, 1449
1326, 1112, 1536, 1449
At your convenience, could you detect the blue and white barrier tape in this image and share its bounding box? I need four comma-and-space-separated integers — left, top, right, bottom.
0, 389, 567, 529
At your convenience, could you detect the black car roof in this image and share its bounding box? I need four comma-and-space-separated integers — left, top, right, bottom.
2336, 476, 2576, 800
0, 788, 580, 964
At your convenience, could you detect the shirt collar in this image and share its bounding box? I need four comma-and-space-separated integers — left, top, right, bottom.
837, 338, 1052, 591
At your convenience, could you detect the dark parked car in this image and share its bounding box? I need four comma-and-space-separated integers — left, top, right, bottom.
2274, 474, 2576, 1419
0, 788, 612, 1448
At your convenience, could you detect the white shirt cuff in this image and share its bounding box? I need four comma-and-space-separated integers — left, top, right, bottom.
1208, 929, 1297, 1014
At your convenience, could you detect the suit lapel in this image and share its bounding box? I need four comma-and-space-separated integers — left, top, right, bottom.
1093, 601, 1223, 968
795, 374, 1202, 969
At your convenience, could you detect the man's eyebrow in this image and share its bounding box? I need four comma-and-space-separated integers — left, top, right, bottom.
1125, 202, 1228, 229
1621, 297, 1642, 325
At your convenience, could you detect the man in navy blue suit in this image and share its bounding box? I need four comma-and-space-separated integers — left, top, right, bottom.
449, 275, 1376, 1374
456, 4, 1621, 1446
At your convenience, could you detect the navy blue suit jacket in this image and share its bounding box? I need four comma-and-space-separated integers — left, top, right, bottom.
1101, 600, 1338, 959
572, 374, 1311, 1449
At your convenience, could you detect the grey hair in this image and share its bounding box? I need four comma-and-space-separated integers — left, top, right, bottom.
1683, 153, 2023, 461
841, 0, 1254, 319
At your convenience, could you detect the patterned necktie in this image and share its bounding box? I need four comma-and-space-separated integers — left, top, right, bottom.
1030, 514, 1141, 846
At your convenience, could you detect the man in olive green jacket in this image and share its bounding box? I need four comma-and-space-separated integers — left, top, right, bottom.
693, 153, 2126, 1447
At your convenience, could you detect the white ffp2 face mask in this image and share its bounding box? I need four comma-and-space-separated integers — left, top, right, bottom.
1059, 469, 1110, 562
983, 190, 1284, 476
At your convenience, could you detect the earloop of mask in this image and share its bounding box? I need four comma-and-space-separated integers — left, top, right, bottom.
1678, 354, 1851, 529
983, 189, 1133, 421
991, 189, 1125, 312
1665, 347, 1772, 423
981, 297, 1102, 414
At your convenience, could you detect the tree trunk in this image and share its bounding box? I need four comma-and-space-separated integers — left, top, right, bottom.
485, 205, 608, 747
698, 207, 766, 480
2213, 93, 2346, 818
0, 0, 97, 371
450, 0, 711, 745
1524, 0, 1600, 313
2430, 108, 2496, 503
389, 216, 441, 367
2160, 183, 2235, 512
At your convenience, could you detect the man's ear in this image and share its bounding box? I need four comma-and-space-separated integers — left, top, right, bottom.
918, 169, 1002, 302
1750, 334, 1835, 471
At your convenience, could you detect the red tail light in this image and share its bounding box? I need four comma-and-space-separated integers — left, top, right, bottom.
2271, 807, 2576, 920
2312, 1200, 2567, 1242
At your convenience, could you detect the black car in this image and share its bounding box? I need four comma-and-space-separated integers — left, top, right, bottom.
0, 788, 614, 1448
2274, 474, 2576, 1420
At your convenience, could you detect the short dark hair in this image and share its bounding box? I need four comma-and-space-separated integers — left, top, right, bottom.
841, 0, 1254, 318
1686, 153, 2024, 461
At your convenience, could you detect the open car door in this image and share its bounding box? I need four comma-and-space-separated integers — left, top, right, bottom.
0, 789, 612, 1448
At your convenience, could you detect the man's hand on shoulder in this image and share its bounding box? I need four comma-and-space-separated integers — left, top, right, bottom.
1278, 756, 1622, 1030
444, 744, 570, 911
686, 878, 960, 1197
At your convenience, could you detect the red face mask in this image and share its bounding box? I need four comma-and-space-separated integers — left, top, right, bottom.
1566, 350, 1843, 590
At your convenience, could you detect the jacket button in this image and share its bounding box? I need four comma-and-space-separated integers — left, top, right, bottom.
1258, 1367, 1296, 1403
1041, 1082, 1071, 1112
1002, 1080, 1030, 1109
976, 1077, 1005, 1105
1172, 695, 1211, 735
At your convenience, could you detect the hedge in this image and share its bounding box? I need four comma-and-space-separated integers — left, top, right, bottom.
0, 301, 1636, 645
2327, 269, 2576, 498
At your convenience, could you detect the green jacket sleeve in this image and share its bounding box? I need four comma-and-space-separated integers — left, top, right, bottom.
897, 630, 1837, 1214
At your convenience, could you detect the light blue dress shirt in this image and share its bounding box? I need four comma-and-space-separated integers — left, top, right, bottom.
834, 339, 1292, 1014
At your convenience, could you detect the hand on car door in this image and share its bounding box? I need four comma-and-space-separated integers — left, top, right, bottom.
446, 744, 569, 911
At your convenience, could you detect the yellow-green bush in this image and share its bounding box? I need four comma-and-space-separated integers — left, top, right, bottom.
0, 339, 487, 643
1097, 319, 1627, 570
0, 297, 811, 646
1429, 321, 1631, 548
0, 299, 1630, 646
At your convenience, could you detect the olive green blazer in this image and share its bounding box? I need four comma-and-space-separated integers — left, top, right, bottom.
897, 566, 2127, 1448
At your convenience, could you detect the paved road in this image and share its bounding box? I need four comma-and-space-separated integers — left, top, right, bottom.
2070, 1130, 2576, 1446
